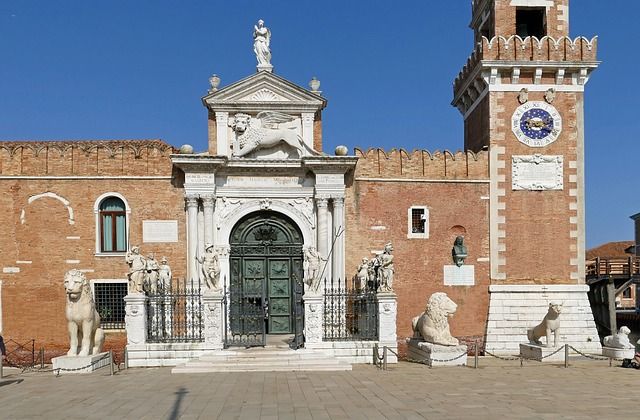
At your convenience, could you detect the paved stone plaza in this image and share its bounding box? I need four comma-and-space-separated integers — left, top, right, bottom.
0, 359, 637, 419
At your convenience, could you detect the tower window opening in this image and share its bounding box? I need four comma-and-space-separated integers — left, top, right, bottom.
516, 8, 546, 39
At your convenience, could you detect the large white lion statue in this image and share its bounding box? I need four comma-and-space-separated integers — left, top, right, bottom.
64, 269, 104, 356
603, 326, 635, 349
412, 292, 459, 346
527, 302, 562, 348
228, 112, 320, 158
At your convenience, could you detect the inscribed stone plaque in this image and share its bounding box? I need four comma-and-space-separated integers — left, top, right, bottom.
185, 173, 215, 185
315, 174, 344, 184
443, 265, 475, 286
512, 154, 563, 191
142, 220, 178, 243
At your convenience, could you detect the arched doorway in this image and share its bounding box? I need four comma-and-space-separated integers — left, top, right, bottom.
227, 211, 304, 347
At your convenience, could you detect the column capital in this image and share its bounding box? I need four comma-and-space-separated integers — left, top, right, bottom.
201, 195, 215, 209
332, 196, 345, 207
315, 197, 329, 208
215, 111, 229, 123
185, 195, 199, 208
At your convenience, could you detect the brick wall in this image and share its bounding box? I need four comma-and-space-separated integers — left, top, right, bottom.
345, 175, 490, 344
0, 141, 186, 353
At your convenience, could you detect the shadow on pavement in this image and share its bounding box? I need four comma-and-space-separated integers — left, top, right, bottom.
168, 386, 189, 420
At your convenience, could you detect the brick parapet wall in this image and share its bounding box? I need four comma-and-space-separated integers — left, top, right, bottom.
0, 140, 175, 176
353, 148, 489, 180
345, 179, 490, 343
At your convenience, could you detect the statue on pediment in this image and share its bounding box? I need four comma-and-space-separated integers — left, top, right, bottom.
253, 19, 272, 69
228, 112, 320, 158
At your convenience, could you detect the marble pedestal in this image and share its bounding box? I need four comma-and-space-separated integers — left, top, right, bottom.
602, 347, 635, 360
519, 343, 564, 362
406, 338, 467, 367
51, 352, 110, 374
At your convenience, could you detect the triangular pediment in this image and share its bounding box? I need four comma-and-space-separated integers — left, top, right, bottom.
203, 72, 326, 112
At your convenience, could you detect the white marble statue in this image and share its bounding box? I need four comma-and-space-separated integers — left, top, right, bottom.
356, 257, 369, 290
304, 246, 326, 294
527, 302, 562, 348
63, 269, 104, 356
144, 253, 160, 294
125, 246, 146, 294
158, 256, 172, 290
377, 243, 395, 292
253, 19, 271, 68
412, 292, 459, 346
603, 326, 635, 349
228, 112, 320, 158
197, 243, 221, 292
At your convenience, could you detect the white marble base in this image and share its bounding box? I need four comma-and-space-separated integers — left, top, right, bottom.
406, 338, 467, 367
602, 347, 635, 360
519, 343, 565, 362
443, 265, 475, 286
51, 352, 110, 374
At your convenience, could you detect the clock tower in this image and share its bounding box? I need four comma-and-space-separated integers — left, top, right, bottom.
453, 0, 602, 354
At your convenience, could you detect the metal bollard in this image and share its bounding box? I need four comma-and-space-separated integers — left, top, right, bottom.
109, 350, 114, 376
383, 347, 388, 371
124, 347, 129, 370
40, 347, 45, 369
474, 340, 479, 369
1, 354, 4, 379
564, 344, 569, 368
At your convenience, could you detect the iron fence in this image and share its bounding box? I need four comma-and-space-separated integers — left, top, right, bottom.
323, 278, 378, 341
146, 278, 204, 343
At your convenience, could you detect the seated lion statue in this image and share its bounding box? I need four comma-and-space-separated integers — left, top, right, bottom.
412, 292, 459, 346
603, 326, 634, 349
527, 302, 562, 348
64, 269, 104, 356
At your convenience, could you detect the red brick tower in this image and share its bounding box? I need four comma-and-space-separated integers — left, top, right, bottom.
453, 0, 601, 354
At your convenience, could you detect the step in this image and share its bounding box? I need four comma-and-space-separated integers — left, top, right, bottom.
172, 364, 352, 373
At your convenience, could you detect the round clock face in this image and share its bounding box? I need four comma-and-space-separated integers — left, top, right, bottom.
512, 101, 562, 147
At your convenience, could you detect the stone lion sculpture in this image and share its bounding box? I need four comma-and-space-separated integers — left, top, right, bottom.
527, 302, 562, 348
228, 112, 320, 158
64, 269, 104, 357
412, 292, 459, 346
603, 326, 635, 349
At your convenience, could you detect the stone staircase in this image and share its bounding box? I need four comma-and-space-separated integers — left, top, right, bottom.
171, 345, 352, 373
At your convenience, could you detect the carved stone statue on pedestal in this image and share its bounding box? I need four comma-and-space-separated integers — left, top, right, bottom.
125, 246, 146, 294
197, 243, 221, 293
63, 269, 104, 356
356, 257, 369, 290
527, 302, 562, 348
377, 243, 395, 292
158, 257, 172, 291
603, 326, 634, 349
253, 19, 272, 70
412, 292, 459, 346
304, 246, 325, 295
145, 253, 160, 294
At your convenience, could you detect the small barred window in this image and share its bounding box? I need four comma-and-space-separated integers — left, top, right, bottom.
93, 282, 128, 329
411, 208, 426, 234
407, 206, 429, 239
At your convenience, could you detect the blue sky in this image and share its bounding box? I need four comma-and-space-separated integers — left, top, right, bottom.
0, 0, 637, 248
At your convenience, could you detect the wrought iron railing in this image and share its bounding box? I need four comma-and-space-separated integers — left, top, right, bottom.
146, 278, 204, 343
323, 278, 378, 341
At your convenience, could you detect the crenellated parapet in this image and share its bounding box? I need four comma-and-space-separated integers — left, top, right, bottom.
0, 140, 176, 176
453, 35, 599, 116
354, 147, 489, 180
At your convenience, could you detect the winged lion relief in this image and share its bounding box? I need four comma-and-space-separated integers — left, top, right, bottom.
228, 111, 320, 158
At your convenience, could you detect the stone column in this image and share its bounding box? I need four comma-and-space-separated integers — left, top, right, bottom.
124, 293, 147, 346
377, 292, 398, 363
186, 195, 199, 282
303, 295, 324, 348
332, 197, 345, 282
202, 292, 224, 350
202, 195, 215, 246
316, 197, 329, 286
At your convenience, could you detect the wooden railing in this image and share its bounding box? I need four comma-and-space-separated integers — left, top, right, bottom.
586, 257, 640, 278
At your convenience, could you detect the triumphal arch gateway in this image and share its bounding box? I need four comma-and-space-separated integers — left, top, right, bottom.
0, 1, 603, 369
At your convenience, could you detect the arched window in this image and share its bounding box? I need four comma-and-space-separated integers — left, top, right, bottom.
99, 197, 127, 252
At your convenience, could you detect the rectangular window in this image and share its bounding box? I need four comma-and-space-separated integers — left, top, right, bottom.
516, 8, 546, 38
407, 206, 429, 239
101, 213, 127, 252
622, 287, 632, 299
92, 281, 128, 329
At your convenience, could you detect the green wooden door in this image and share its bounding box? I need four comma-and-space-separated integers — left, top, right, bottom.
229, 212, 303, 338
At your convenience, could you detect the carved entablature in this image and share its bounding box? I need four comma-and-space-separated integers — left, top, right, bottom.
202, 71, 326, 158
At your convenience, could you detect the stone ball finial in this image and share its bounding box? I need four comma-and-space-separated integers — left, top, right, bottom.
178, 144, 194, 154
335, 145, 348, 156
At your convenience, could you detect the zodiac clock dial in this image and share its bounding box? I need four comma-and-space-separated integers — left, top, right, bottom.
511, 101, 562, 147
